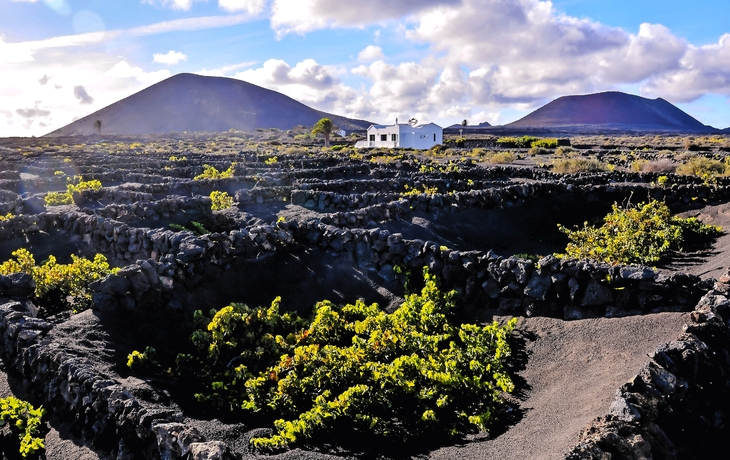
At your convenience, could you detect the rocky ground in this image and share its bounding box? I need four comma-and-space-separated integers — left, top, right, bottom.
0, 133, 729, 459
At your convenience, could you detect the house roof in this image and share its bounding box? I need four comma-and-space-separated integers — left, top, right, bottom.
368, 122, 442, 130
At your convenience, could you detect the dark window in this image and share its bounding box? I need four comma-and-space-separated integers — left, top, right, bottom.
433, 133, 436, 142
391, 134, 397, 142
381, 134, 387, 141
369, 134, 375, 141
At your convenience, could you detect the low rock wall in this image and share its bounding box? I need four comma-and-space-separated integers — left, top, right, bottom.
567, 278, 730, 458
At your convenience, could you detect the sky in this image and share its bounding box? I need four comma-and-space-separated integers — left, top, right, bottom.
1, 0, 730, 137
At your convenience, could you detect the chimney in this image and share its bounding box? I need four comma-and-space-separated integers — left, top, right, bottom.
396, 118, 398, 125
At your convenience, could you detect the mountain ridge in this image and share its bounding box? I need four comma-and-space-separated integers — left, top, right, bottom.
505, 91, 715, 133
45, 73, 372, 136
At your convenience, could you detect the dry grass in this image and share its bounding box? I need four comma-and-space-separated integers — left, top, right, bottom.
551, 158, 608, 174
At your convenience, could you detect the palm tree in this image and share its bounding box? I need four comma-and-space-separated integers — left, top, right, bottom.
311, 118, 336, 147
93, 119, 102, 135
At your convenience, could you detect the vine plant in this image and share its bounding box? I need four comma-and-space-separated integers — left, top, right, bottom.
177, 268, 517, 452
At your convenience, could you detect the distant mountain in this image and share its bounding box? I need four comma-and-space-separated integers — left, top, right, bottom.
45, 73, 372, 136
506, 92, 716, 133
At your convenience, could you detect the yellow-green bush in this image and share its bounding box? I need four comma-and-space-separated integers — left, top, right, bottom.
0, 396, 45, 458
194, 163, 236, 180
483, 151, 517, 164
675, 156, 726, 178
530, 138, 558, 149
44, 178, 102, 206
0, 248, 118, 313
210, 191, 235, 211
178, 269, 517, 451
558, 199, 722, 264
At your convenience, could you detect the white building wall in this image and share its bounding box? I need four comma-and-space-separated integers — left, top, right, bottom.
355, 122, 442, 149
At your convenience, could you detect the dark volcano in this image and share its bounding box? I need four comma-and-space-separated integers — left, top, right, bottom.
45, 73, 372, 136
506, 91, 715, 133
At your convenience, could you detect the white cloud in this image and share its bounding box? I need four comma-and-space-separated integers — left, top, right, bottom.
642, 33, 730, 102
73, 85, 94, 104
270, 0, 459, 36
218, 0, 267, 14
235, 58, 357, 112
141, 0, 198, 11
197, 60, 257, 77
153, 50, 188, 65
357, 45, 384, 62
106, 61, 172, 84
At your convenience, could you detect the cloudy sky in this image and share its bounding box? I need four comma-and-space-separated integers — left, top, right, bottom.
2, 0, 730, 137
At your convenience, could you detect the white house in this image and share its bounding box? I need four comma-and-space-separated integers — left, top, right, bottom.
355, 122, 443, 149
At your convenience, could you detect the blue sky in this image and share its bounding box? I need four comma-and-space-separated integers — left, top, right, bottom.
2, 0, 729, 136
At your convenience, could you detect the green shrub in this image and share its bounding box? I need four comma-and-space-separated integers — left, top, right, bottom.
194, 163, 236, 180
497, 136, 538, 148
530, 138, 558, 149
127, 346, 160, 373
483, 151, 516, 164
558, 199, 722, 264
0, 248, 117, 313
675, 156, 726, 178
210, 191, 235, 211
179, 269, 517, 451
0, 396, 45, 458
44, 178, 102, 206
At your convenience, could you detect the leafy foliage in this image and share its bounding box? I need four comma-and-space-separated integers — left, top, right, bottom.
675, 156, 726, 180
0, 396, 45, 458
169, 221, 210, 235
44, 178, 102, 206
0, 249, 118, 313
194, 164, 236, 180
401, 184, 439, 197
496, 136, 538, 148
127, 346, 160, 373
210, 191, 235, 211
558, 199, 723, 264
530, 138, 558, 149
311, 118, 336, 147
180, 269, 517, 451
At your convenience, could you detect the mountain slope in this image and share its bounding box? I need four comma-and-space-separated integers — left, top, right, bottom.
45, 73, 372, 136
507, 92, 714, 132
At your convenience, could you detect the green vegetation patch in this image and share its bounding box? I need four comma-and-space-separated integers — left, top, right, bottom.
178, 269, 517, 452
194, 163, 236, 180
0, 397, 45, 458
558, 199, 722, 265
0, 248, 117, 313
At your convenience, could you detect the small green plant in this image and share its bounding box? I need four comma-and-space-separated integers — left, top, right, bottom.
210, 191, 235, 211
44, 178, 102, 206
0, 396, 45, 458
402, 184, 439, 197
656, 175, 669, 186
0, 248, 117, 313
0, 213, 14, 221
194, 163, 236, 180
54, 170, 65, 176
169, 221, 210, 235
169, 155, 187, 162
127, 346, 159, 372
264, 156, 279, 165
558, 199, 723, 264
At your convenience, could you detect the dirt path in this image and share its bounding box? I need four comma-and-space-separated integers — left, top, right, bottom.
428, 312, 690, 460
